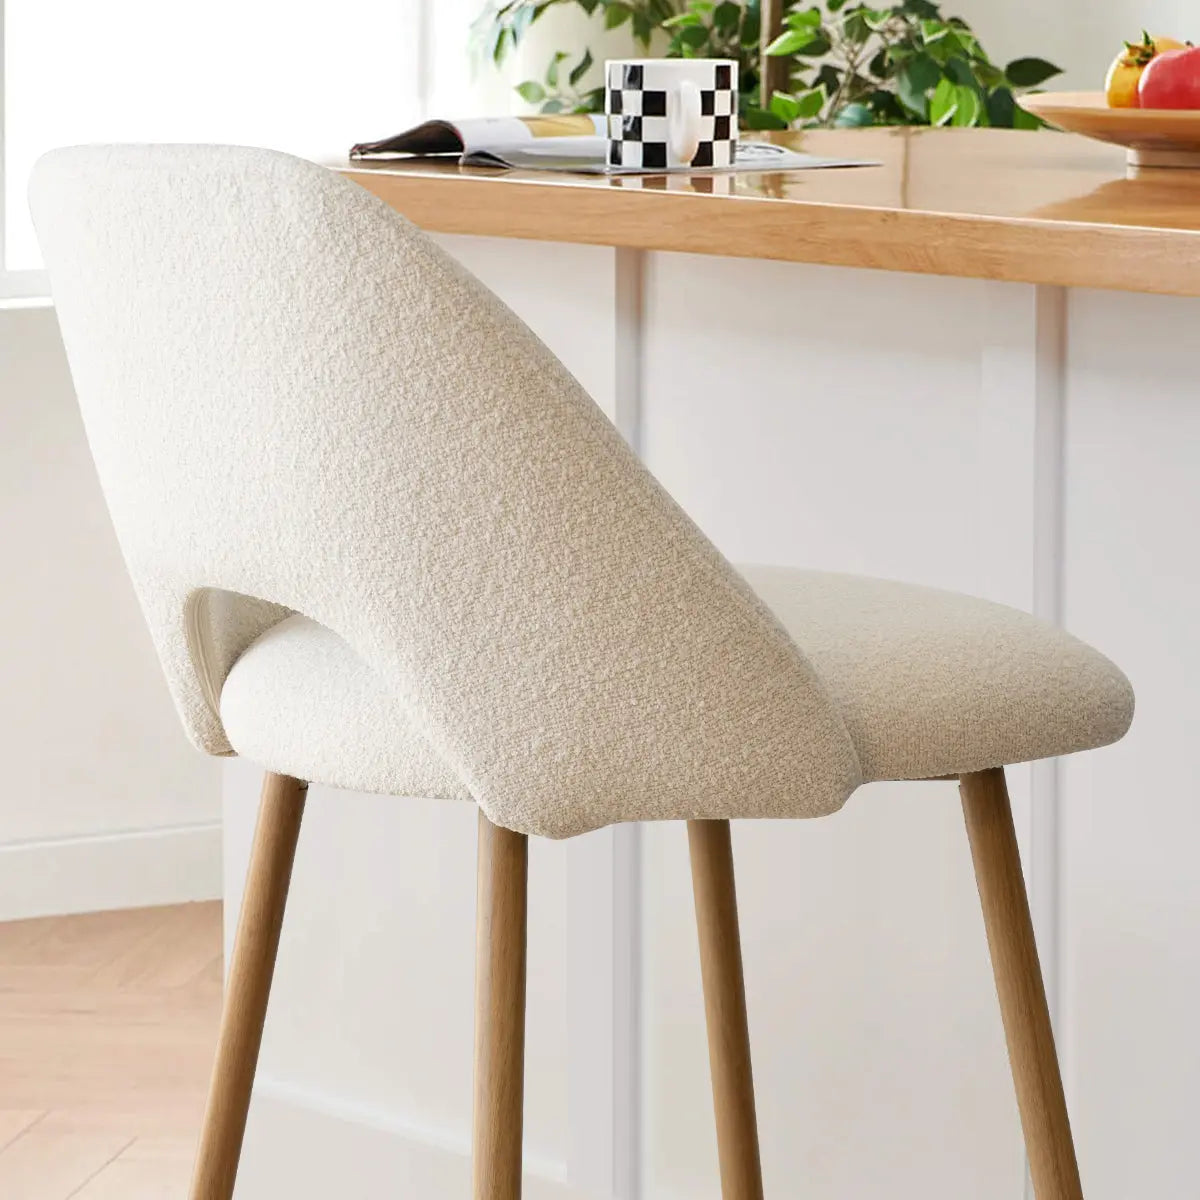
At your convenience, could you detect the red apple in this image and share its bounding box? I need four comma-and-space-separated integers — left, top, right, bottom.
1138, 45, 1200, 109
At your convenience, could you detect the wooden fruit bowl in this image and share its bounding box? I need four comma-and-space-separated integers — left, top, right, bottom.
1019, 90, 1200, 168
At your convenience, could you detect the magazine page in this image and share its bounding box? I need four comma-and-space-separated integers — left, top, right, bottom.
352, 115, 877, 175
481, 139, 877, 174
351, 115, 604, 160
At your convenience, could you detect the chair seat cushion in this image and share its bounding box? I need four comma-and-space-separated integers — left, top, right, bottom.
736, 567, 1132, 783
219, 567, 1133, 823
220, 616, 469, 804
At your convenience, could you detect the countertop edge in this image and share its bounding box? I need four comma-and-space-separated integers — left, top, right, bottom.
343, 165, 1200, 299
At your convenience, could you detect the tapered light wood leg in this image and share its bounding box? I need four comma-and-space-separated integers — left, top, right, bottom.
960, 768, 1084, 1200
472, 810, 529, 1200
189, 771, 306, 1200
688, 819, 765, 1200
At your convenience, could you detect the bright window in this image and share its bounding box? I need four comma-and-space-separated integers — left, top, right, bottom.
2, 0, 426, 278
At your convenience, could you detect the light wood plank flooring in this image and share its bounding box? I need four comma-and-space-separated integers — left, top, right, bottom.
0, 903, 222, 1198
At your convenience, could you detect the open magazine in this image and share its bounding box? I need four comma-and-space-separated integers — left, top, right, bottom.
350, 115, 875, 175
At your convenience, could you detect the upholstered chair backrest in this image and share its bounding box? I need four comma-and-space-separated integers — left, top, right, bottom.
30, 145, 861, 834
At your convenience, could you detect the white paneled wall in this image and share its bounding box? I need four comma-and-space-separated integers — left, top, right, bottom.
1060, 290, 1200, 1199
637, 258, 1027, 1199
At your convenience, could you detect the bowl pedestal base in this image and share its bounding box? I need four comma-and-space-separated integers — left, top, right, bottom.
1128, 146, 1200, 169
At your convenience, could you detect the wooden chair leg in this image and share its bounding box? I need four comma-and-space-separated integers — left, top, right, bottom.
189, 771, 306, 1200
688, 819, 765, 1200
960, 767, 1084, 1200
472, 809, 529, 1200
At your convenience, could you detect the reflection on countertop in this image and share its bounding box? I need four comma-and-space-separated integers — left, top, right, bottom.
341, 127, 1200, 296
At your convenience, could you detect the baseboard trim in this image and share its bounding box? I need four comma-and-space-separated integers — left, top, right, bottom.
0, 822, 222, 920
244, 1078, 585, 1199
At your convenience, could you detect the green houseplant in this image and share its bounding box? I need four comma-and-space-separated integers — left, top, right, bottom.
471, 0, 1061, 130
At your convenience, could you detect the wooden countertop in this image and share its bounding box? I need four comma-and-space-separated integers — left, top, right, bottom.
341, 127, 1200, 297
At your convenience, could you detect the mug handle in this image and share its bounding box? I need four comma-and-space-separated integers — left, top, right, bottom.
668, 79, 703, 166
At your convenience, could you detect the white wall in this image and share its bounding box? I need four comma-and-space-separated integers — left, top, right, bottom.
0, 0, 436, 917
637, 260, 1034, 1200
1060, 289, 1200, 1199
0, 304, 220, 918
954, 0, 1198, 88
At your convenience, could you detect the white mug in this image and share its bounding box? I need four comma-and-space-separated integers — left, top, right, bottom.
605, 58, 739, 171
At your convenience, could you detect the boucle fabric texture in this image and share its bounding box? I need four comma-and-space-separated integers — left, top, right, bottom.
737, 567, 1134, 782
32, 146, 1134, 838
219, 570, 1134, 830
30, 144, 864, 838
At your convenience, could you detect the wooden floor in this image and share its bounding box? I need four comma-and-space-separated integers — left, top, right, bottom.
0, 903, 222, 1199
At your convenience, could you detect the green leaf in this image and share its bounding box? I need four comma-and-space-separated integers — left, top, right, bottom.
950, 83, 982, 126
543, 98, 565, 113
786, 6, 823, 28
713, 0, 741, 32
569, 48, 594, 88
843, 9, 873, 44
766, 27, 819, 56
816, 63, 843, 94
868, 89, 909, 124
580, 85, 606, 113
740, 4, 760, 44
930, 75, 958, 125
896, 53, 938, 118
742, 106, 790, 130
546, 50, 569, 88
797, 33, 832, 57
1013, 105, 1043, 130
515, 80, 547, 103
795, 87, 826, 119
604, 2, 632, 30
513, 5, 535, 41
1005, 57, 1062, 88
946, 56, 984, 93
908, 51, 941, 89
769, 91, 802, 123
985, 85, 1016, 127
945, 19, 983, 58
493, 26, 512, 66
926, 29, 964, 65
973, 60, 1007, 89
663, 11, 705, 26
835, 102, 874, 127
678, 24, 710, 48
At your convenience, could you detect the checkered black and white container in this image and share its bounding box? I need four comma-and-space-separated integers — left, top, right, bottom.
605, 58, 738, 171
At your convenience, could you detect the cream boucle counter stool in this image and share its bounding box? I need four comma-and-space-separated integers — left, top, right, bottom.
31, 145, 1133, 1200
